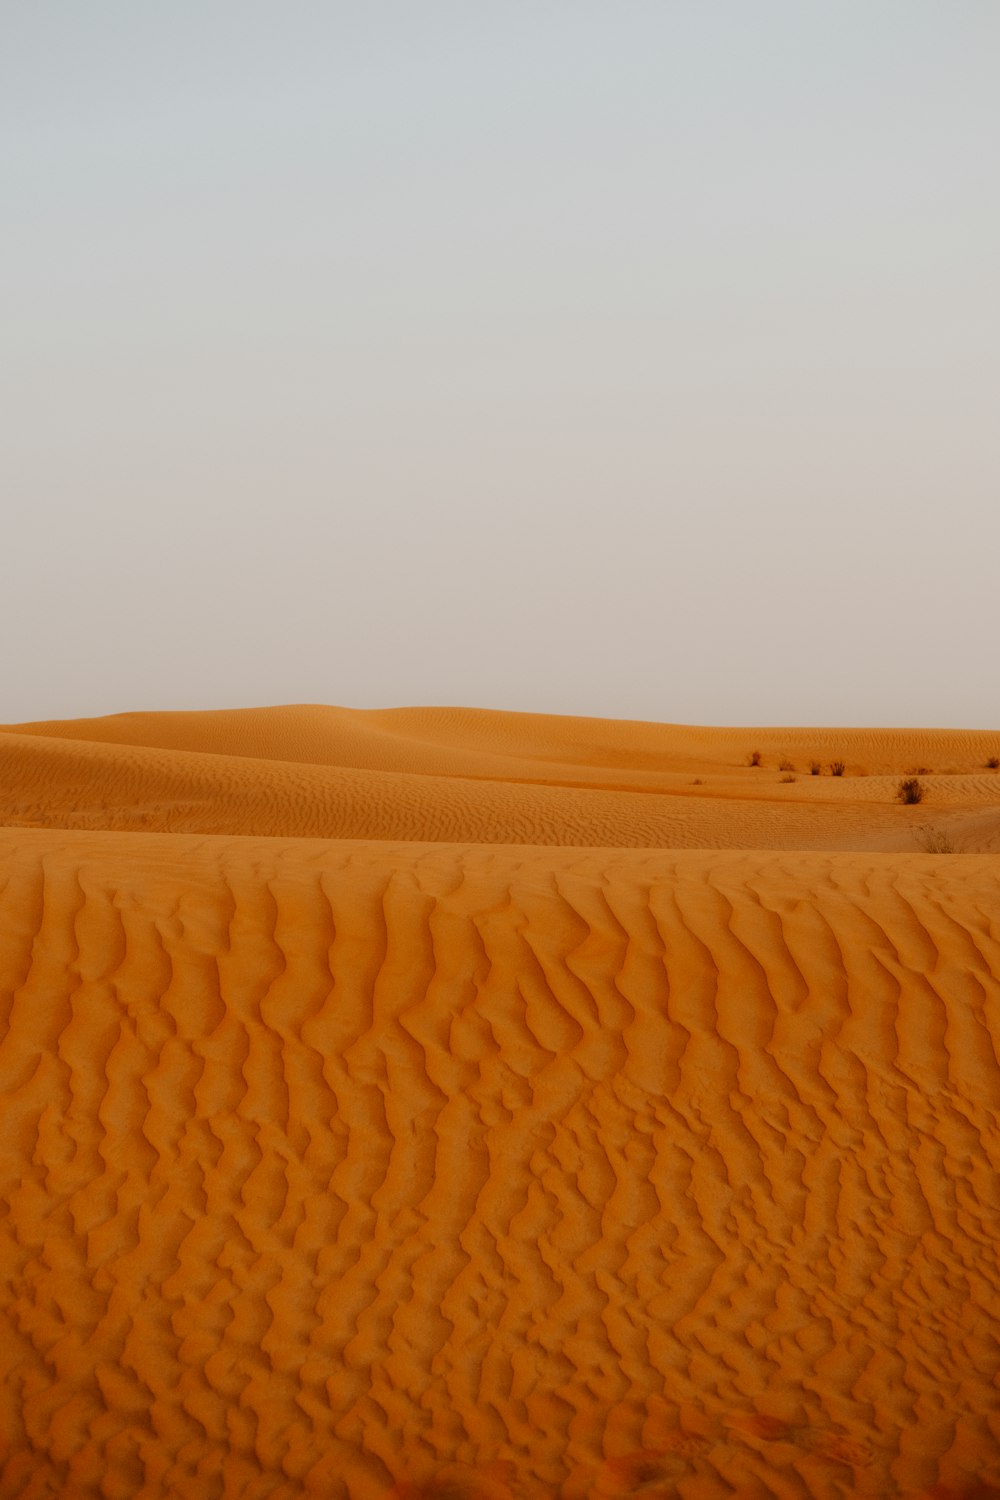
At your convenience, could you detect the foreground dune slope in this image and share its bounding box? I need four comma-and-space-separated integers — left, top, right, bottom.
1, 828, 998, 1498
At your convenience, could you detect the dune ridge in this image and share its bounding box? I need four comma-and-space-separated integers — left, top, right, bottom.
7, 702, 1000, 779
2, 828, 1000, 1497
3, 706, 999, 852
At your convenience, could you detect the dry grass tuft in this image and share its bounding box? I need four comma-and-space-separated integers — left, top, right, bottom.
914, 825, 954, 853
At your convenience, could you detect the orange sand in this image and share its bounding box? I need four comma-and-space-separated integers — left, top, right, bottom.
4, 705, 1000, 852
1, 706, 999, 1498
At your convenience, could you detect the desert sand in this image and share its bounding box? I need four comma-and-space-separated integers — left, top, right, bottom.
1, 705, 999, 1499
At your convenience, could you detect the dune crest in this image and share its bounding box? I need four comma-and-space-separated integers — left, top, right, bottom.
3, 704, 999, 851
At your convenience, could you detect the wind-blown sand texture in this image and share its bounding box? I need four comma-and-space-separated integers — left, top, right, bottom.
1, 707, 999, 1498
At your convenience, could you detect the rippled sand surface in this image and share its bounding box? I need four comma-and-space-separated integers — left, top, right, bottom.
1, 707, 999, 1497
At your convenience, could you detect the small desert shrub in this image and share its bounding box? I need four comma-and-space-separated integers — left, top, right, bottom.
988, 756, 1000, 769
897, 777, 924, 805
809, 761, 821, 776
914, 825, 954, 853
692, 778, 703, 786
830, 760, 846, 777
747, 750, 762, 767
780, 773, 796, 783
778, 757, 794, 772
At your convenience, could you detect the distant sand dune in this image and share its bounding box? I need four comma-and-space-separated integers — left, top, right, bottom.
7, 702, 1000, 781
2, 706, 999, 850
1, 706, 999, 1496
2, 828, 999, 1497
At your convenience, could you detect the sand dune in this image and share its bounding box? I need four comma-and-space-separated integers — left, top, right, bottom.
1, 707, 1000, 1497
2, 706, 999, 851
8, 702, 1000, 780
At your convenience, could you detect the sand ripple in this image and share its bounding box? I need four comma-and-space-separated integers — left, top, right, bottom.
2, 829, 998, 1497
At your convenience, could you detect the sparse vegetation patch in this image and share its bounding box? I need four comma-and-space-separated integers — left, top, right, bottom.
914, 825, 954, 853
830, 761, 846, 777
988, 756, 1000, 770
809, 761, 821, 776
747, 750, 762, 767
898, 777, 924, 805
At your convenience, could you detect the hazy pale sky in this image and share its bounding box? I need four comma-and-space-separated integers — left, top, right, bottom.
4, 3, 998, 727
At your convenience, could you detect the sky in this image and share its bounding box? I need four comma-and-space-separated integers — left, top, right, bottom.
3, 2, 999, 728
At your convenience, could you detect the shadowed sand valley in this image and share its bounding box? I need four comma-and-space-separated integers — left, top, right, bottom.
1, 706, 999, 1498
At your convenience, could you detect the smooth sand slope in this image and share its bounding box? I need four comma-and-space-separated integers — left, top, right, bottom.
3, 705, 1000, 851
1, 707, 999, 1499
